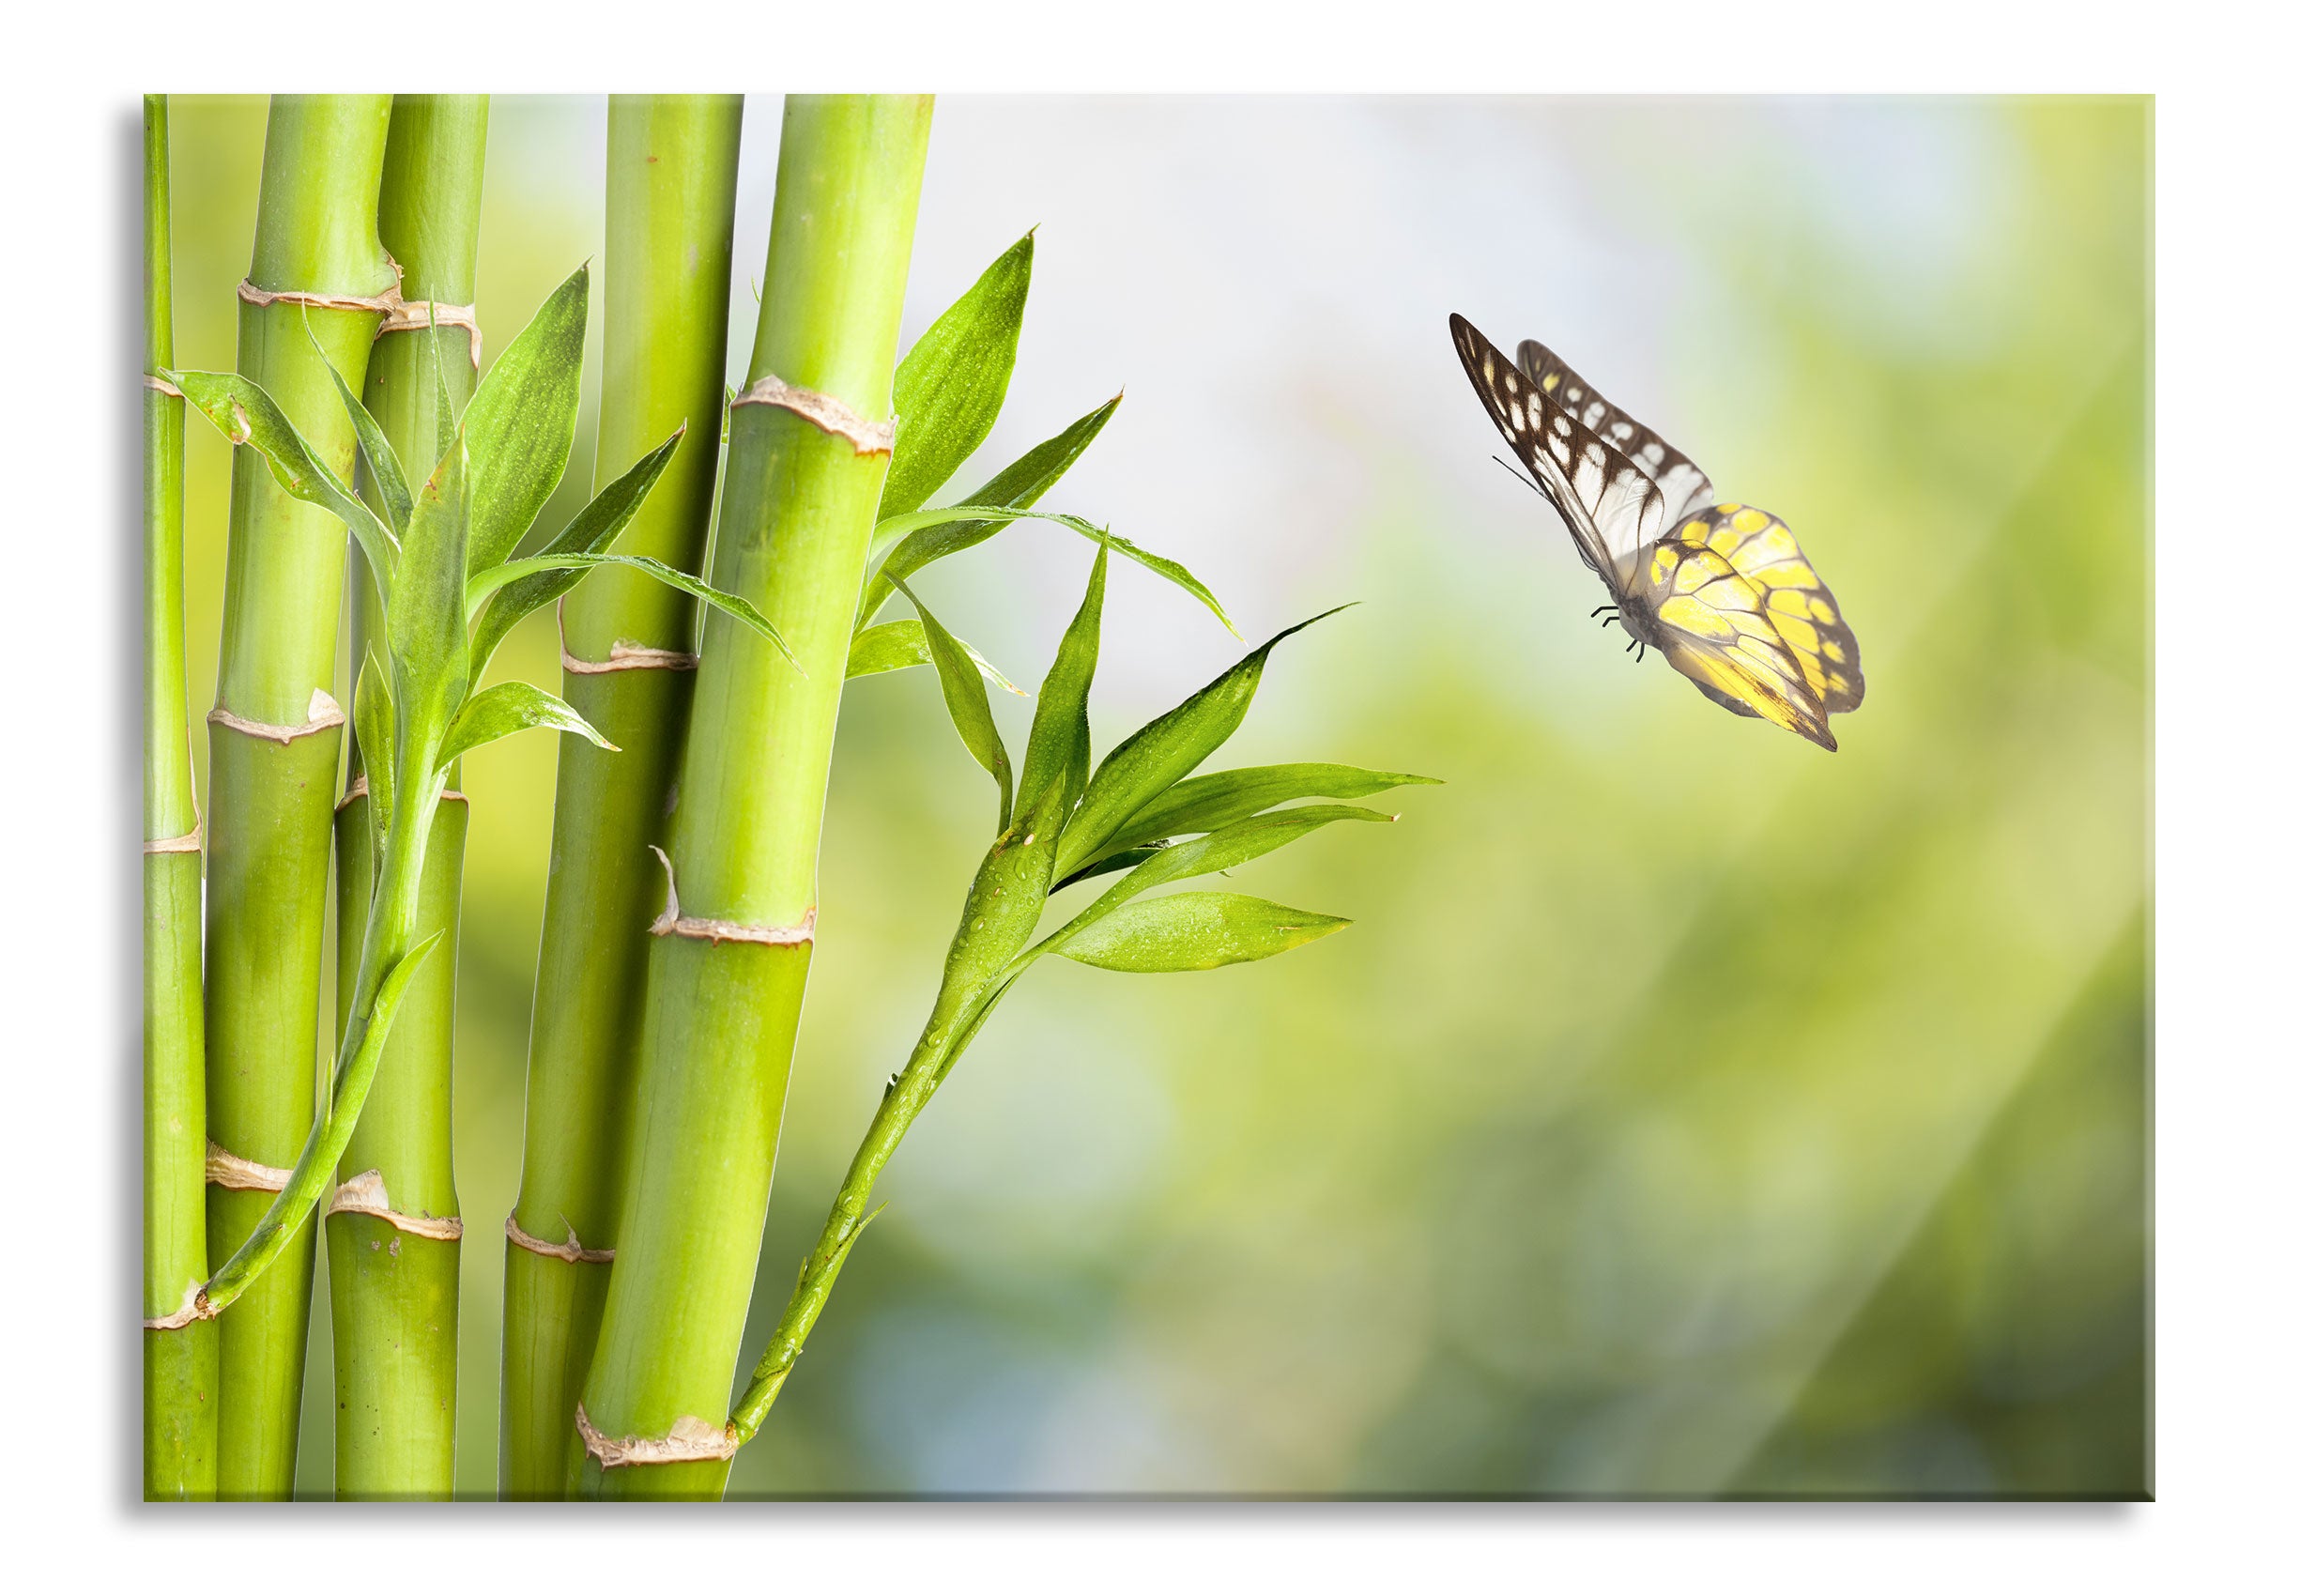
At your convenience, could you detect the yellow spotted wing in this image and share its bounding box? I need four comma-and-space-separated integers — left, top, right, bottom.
1627, 529, 1836, 750
1670, 504, 1864, 715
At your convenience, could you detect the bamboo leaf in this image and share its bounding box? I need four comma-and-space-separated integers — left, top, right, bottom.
910, 555, 1112, 1031
389, 425, 473, 743
846, 620, 1024, 695
896, 578, 1012, 830
466, 426, 685, 674
1052, 891, 1350, 973
858, 395, 1121, 624
1092, 526, 1238, 638
844, 622, 920, 679
429, 301, 456, 467
1045, 805, 1392, 948
1053, 845, 1162, 890
866, 503, 1234, 637
1014, 546, 1106, 829
161, 366, 397, 591
1080, 762, 1441, 871
352, 650, 395, 843
468, 552, 795, 668
305, 325, 411, 536
881, 231, 1033, 521
1052, 606, 1353, 881
438, 680, 616, 768
461, 264, 588, 576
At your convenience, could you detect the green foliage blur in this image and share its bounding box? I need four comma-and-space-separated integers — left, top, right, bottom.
162, 96, 2147, 1498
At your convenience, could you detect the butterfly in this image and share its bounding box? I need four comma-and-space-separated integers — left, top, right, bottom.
1449, 314, 1863, 751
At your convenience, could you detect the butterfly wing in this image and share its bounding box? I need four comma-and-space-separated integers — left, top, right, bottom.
1450, 315, 1676, 593
1516, 337, 1716, 529
1672, 503, 1863, 714
1453, 315, 1859, 749
1629, 536, 1837, 750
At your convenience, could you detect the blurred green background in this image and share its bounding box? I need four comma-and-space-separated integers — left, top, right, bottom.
161, 96, 2147, 1497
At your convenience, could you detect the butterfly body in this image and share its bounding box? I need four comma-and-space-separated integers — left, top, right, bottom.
1449, 314, 1862, 751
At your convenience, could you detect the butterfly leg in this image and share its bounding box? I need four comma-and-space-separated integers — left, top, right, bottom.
1590, 604, 1618, 619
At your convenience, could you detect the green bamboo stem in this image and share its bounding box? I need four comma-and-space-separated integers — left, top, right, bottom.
204, 93, 395, 1501
575, 94, 933, 1501
143, 93, 218, 1502
330, 792, 466, 1496
329, 93, 487, 1501
502, 94, 743, 1501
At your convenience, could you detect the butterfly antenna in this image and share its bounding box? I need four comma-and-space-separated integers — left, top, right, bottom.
1491, 454, 1540, 494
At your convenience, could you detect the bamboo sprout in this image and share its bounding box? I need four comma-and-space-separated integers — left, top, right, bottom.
143, 92, 217, 1502
575, 94, 934, 1501
328, 93, 488, 1501
203, 93, 396, 1500
727, 561, 1422, 1450
502, 94, 744, 1500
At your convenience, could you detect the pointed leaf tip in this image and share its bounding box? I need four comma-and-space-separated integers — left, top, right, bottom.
438, 680, 615, 767
1052, 891, 1351, 973
882, 232, 1035, 519
462, 262, 590, 575
1053, 612, 1355, 878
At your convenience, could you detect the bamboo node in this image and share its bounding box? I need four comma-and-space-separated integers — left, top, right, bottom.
238, 265, 482, 369
145, 819, 202, 854
575, 1403, 739, 1468
326, 1169, 465, 1242
143, 372, 184, 398
208, 687, 346, 745
647, 845, 817, 946
504, 1213, 614, 1265
376, 299, 483, 371
237, 277, 397, 315
558, 600, 699, 675
143, 1280, 217, 1330
730, 373, 897, 455
206, 1141, 292, 1192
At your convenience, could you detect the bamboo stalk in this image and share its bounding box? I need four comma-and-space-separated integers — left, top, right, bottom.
143, 93, 217, 1502
575, 95, 933, 1501
204, 93, 396, 1500
328, 93, 487, 1501
501, 94, 743, 1501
